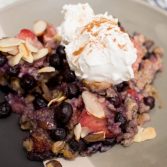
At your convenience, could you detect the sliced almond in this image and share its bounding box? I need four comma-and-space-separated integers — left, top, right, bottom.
133, 126, 156, 143
74, 123, 82, 141
0, 46, 17, 53
81, 127, 91, 138
33, 20, 47, 36
52, 141, 65, 154
33, 48, 49, 61
25, 41, 38, 53
19, 43, 33, 63
84, 131, 105, 142
82, 91, 105, 118
38, 66, 55, 73
48, 96, 66, 107
8, 47, 19, 55
0, 38, 24, 47
8, 53, 22, 66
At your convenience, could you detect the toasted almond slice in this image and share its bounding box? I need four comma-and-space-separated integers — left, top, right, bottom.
38, 66, 55, 73
22, 52, 34, 63
8, 47, 19, 55
74, 123, 82, 141
0, 46, 17, 53
19, 43, 33, 63
8, 53, 22, 66
33, 20, 47, 36
19, 43, 29, 56
81, 127, 91, 138
52, 141, 65, 154
133, 126, 156, 143
25, 41, 38, 53
82, 91, 105, 119
84, 131, 105, 142
33, 48, 49, 61
0, 38, 24, 47
48, 96, 66, 107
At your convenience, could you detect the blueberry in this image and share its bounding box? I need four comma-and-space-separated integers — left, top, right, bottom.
33, 96, 47, 110
46, 74, 63, 89
116, 81, 129, 92
115, 112, 127, 131
78, 139, 87, 152
56, 45, 66, 59
115, 112, 126, 125
0, 53, 7, 67
20, 74, 36, 90
102, 138, 116, 146
143, 52, 155, 60
0, 101, 12, 118
66, 84, 80, 99
55, 102, 73, 125
63, 69, 76, 83
7, 65, 20, 77
27, 151, 54, 161
143, 96, 155, 109
0, 85, 15, 94
69, 139, 80, 152
50, 128, 67, 141
49, 54, 63, 70
107, 96, 121, 108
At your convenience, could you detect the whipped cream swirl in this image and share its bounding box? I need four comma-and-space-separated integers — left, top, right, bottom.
59, 4, 137, 85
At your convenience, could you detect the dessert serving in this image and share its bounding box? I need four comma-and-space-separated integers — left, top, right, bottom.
0, 3, 163, 167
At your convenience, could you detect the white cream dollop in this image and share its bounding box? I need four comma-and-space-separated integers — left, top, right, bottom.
59, 4, 137, 85
58, 3, 94, 42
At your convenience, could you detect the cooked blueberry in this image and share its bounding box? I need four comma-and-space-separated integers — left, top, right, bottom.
7, 65, 20, 77
143, 52, 155, 60
0, 53, 7, 67
116, 81, 129, 92
102, 138, 116, 146
69, 139, 80, 152
56, 45, 66, 59
27, 151, 54, 161
47, 75, 63, 89
55, 102, 73, 125
115, 112, 127, 131
49, 53, 63, 70
33, 96, 47, 110
66, 83, 80, 99
78, 139, 87, 152
115, 112, 126, 125
107, 96, 121, 108
0, 101, 12, 118
20, 74, 36, 90
63, 69, 76, 83
50, 128, 66, 141
143, 96, 155, 109
0, 85, 15, 94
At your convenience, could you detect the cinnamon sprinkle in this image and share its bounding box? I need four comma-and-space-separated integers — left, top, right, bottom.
73, 44, 86, 56
81, 17, 117, 35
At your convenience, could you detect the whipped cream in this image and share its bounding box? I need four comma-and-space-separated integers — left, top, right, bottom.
59, 4, 137, 85
58, 3, 94, 42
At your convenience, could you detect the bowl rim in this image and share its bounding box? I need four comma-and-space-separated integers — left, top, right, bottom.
0, 0, 167, 17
